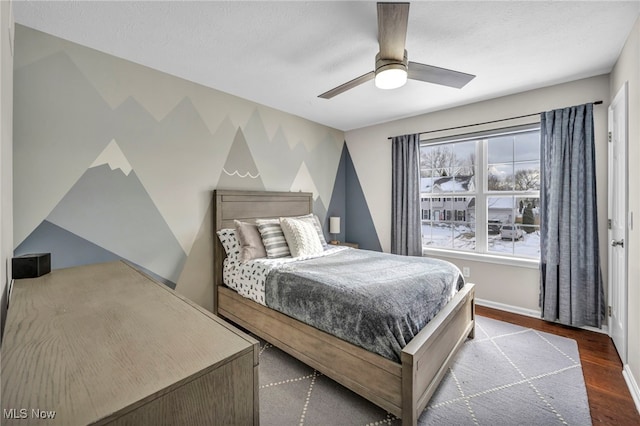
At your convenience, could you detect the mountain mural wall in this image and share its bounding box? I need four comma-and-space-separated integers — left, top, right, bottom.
327, 144, 382, 251
12, 25, 382, 311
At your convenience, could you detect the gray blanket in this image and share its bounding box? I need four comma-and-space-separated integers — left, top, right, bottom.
265, 249, 464, 362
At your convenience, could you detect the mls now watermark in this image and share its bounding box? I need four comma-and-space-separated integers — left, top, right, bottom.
3, 408, 57, 420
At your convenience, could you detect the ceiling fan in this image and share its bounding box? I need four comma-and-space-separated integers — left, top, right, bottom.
318, 2, 475, 99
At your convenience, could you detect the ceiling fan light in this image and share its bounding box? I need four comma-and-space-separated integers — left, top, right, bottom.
375, 66, 408, 90
374, 51, 409, 90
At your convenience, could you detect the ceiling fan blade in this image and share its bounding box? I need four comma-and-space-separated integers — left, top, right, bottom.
318, 71, 375, 99
408, 61, 476, 89
377, 2, 409, 61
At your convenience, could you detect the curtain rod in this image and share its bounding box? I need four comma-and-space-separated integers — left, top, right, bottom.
387, 100, 603, 140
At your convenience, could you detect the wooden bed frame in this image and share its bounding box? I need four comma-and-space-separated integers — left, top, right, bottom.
212, 189, 475, 426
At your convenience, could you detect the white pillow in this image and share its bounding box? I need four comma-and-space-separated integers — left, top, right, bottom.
294, 213, 329, 249
280, 217, 323, 257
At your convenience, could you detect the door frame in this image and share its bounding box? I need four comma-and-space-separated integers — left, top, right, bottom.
608, 82, 629, 364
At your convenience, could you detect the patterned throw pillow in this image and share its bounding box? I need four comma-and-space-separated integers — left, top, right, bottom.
280, 217, 324, 257
294, 213, 329, 249
256, 219, 291, 258
216, 228, 241, 261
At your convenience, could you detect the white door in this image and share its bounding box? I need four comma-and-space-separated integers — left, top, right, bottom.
608, 83, 628, 363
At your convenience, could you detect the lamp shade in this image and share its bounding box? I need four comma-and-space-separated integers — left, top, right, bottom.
329, 217, 340, 234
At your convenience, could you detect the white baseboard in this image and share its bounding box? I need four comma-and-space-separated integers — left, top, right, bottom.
582, 323, 609, 335
623, 365, 640, 415
475, 298, 608, 335
475, 298, 541, 318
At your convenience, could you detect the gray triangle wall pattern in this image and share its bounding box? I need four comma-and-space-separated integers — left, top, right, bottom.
327, 143, 382, 251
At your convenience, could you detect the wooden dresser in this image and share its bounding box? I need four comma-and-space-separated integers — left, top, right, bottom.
1, 261, 258, 425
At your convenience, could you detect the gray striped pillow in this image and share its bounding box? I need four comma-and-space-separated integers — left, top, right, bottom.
256, 219, 291, 258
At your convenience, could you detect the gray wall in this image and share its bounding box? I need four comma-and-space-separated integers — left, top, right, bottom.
12, 25, 355, 311
325, 143, 381, 251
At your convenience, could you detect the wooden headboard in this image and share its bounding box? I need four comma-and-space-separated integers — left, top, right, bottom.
212, 190, 313, 314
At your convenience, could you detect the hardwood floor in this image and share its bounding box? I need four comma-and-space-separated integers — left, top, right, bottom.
476, 305, 640, 425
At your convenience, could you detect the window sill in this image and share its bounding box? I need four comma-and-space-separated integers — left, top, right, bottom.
422, 247, 540, 269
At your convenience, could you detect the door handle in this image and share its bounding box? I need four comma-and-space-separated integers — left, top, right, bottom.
611, 239, 624, 248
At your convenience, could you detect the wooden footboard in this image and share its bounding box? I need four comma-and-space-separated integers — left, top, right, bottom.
218, 285, 404, 414
401, 283, 475, 425
217, 282, 475, 425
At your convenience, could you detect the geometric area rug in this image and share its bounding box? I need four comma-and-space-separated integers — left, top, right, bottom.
258, 316, 592, 425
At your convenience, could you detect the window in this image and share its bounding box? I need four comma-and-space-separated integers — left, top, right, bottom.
420, 125, 540, 259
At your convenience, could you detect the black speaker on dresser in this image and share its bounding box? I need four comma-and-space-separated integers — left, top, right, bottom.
12, 253, 51, 279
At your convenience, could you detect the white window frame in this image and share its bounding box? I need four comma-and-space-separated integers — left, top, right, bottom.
420, 123, 541, 268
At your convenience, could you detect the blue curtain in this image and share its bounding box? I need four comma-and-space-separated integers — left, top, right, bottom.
539, 103, 604, 327
391, 134, 422, 256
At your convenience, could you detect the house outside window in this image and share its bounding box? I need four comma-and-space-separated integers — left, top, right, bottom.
420, 125, 540, 259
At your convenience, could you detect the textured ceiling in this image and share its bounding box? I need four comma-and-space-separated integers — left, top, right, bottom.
13, 1, 640, 131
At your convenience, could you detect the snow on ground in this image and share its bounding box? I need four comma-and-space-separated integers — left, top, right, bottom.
422, 223, 540, 258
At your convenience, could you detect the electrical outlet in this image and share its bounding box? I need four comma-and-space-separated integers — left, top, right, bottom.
462, 267, 470, 278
